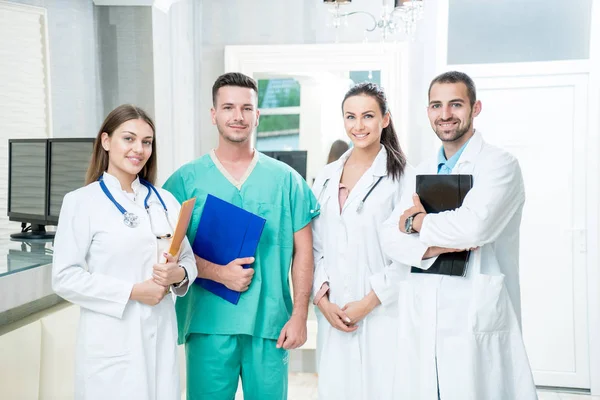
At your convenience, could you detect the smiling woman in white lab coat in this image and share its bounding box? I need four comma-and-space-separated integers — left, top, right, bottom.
311, 83, 413, 400
52, 104, 197, 400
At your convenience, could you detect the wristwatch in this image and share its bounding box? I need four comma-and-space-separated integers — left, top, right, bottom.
405, 212, 424, 234
172, 266, 189, 289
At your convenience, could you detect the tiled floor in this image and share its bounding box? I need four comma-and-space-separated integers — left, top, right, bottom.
233, 373, 600, 399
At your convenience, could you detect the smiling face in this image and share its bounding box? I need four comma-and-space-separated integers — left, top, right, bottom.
427, 82, 481, 145
101, 118, 154, 184
211, 85, 260, 144
342, 94, 390, 151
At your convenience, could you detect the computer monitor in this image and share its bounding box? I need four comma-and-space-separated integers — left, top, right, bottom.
7, 139, 50, 239
7, 138, 95, 240
263, 150, 308, 180
46, 138, 95, 224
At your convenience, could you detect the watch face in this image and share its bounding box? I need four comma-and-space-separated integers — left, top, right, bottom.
404, 216, 412, 232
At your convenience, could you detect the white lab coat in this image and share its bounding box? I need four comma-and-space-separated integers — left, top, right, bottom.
312, 146, 412, 400
52, 172, 197, 400
381, 131, 537, 400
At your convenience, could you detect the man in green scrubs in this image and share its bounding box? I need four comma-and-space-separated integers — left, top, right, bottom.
163, 72, 317, 400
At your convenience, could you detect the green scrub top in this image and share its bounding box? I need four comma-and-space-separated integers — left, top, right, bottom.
163, 152, 318, 343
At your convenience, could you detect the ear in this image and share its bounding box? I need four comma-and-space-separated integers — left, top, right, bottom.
210, 107, 217, 125
472, 100, 482, 118
255, 108, 260, 127
100, 132, 110, 152
382, 112, 391, 129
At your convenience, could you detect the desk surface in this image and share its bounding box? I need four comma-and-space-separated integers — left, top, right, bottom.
0, 238, 53, 278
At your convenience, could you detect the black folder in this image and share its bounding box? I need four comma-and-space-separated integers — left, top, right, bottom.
411, 174, 473, 277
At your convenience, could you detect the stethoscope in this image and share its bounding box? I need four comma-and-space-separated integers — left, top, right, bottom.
98, 176, 173, 238
311, 176, 384, 214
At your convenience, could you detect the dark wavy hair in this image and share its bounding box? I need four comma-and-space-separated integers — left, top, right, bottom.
341, 82, 407, 180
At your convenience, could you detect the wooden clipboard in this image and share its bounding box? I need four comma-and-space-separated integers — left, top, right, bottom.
166, 197, 196, 257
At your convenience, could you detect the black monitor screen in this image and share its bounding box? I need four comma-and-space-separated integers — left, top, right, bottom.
263, 150, 307, 180
8, 141, 47, 218
48, 139, 95, 220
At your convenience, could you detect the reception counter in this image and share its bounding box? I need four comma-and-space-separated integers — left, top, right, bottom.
0, 237, 62, 328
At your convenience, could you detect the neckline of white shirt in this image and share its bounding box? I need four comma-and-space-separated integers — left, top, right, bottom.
102, 171, 142, 201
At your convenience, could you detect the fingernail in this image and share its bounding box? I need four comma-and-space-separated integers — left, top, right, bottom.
345, 317, 351, 323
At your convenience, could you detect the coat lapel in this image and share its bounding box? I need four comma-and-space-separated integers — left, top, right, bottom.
342, 146, 387, 213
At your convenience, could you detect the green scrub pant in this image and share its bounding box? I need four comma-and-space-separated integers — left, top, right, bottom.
185, 333, 289, 400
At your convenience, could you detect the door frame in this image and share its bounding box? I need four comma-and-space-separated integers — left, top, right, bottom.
224, 42, 411, 185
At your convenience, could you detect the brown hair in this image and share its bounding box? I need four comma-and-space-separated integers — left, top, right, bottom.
428, 71, 477, 107
327, 139, 349, 164
212, 72, 258, 106
341, 82, 407, 181
85, 104, 157, 185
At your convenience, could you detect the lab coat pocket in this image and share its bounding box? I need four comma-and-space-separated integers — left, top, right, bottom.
83, 311, 131, 358
469, 274, 509, 333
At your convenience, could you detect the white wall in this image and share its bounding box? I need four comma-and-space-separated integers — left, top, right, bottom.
7, 0, 102, 138
447, 0, 593, 64
196, 0, 443, 166
6, 1, 157, 139
95, 5, 155, 118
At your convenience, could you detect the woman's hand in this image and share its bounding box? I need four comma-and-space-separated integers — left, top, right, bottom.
130, 279, 168, 306
152, 253, 186, 286
317, 296, 358, 333
342, 291, 381, 325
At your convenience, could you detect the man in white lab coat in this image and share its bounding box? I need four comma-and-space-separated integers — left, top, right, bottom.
381, 71, 538, 400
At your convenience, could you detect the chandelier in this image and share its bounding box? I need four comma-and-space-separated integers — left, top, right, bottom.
323, 0, 424, 41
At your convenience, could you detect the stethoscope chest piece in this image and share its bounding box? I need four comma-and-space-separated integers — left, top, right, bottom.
123, 212, 140, 228
99, 175, 168, 229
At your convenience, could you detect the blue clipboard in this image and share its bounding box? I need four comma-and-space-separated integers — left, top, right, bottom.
192, 194, 266, 304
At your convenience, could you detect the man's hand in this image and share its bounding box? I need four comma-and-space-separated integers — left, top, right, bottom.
152, 253, 185, 286
399, 194, 427, 233
342, 292, 380, 325
276, 314, 307, 350
218, 257, 255, 292
317, 296, 358, 333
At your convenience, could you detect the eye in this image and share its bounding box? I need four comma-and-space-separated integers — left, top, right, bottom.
143, 140, 153, 146
223, 106, 232, 110
430, 104, 441, 109
451, 103, 462, 108
345, 115, 355, 120
244, 107, 253, 111
364, 114, 374, 119
123, 136, 133, 141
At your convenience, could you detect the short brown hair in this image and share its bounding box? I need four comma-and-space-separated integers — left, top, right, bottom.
212, 72, 258, 106
85, 104, 157, 185
428, 71, 477, 107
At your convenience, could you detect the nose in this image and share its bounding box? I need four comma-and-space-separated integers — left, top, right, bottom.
132, 139, 143, 153
355, 117, 365, 131
441, 105, 452, 120
233, 107, 244, 121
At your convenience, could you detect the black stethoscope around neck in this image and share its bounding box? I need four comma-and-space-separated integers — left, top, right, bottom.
311, 175, 384, 214
98, 175, 170, 232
